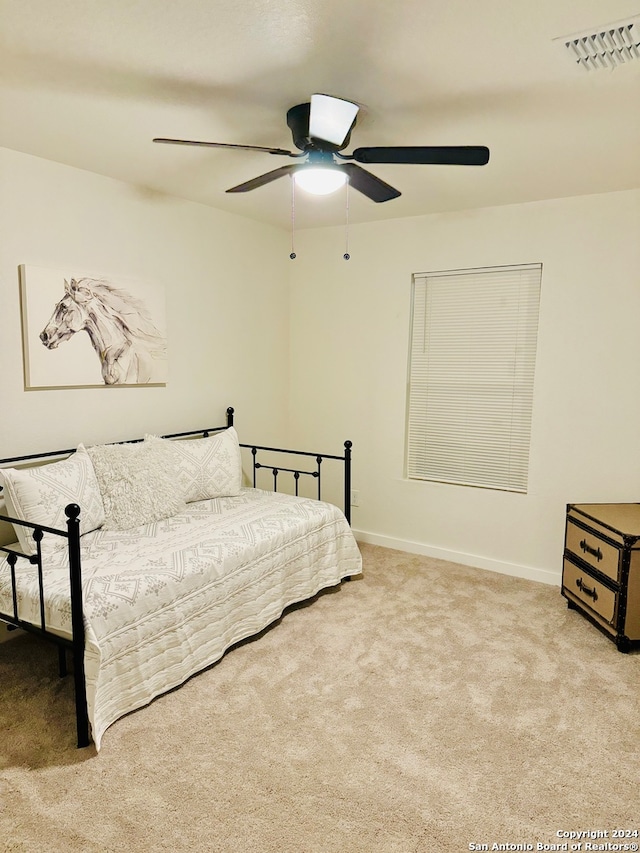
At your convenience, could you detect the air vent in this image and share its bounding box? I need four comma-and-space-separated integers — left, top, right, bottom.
556, 16, 640, 70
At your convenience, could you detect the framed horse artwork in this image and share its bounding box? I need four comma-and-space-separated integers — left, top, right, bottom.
19, 265, 168, 389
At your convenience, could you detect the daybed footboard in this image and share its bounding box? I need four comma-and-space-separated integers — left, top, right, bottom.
0, 407, 356, 749
0, 504, 89, 746
226, 408, 352, 525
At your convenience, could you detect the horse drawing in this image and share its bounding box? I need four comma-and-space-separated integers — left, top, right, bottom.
40, 278, 167, 385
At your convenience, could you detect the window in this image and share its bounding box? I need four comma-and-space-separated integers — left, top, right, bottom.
406, 264, 542, 493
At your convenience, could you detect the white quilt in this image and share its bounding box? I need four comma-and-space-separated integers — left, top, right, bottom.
0, 489, 362, 749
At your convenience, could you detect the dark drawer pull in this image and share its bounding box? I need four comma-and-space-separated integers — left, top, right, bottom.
580, 539, 602, 561
576, 577, 598, 602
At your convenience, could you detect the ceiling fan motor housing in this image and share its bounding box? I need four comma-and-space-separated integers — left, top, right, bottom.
286, 103, 311, 150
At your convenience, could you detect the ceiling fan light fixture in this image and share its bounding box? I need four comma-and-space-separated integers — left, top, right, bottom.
294, 167, 347, 196
309, 94, 359, 146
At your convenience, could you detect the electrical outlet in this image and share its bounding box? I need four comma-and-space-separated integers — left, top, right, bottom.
350, 489, 360, 507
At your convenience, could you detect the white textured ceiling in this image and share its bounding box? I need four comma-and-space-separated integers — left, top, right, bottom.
1, 0, 639, 229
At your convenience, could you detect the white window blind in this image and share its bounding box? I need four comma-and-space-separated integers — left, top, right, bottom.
406, 264, 542, 493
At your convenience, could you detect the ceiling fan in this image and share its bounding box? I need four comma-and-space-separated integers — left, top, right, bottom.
153, 94, 490, 203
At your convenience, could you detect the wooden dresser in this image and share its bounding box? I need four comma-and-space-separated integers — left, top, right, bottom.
562, 503, 640, 652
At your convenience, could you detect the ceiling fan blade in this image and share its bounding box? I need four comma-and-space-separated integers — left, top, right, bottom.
153, 138, 296, 156
226, 164, 301, 193
350, 146, 490, 166
309, 94, 359, 148
341, 163, 401, 203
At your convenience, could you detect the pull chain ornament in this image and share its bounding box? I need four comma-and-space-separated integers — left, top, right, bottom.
290, 177, 297, 259
344, 179, 350, 260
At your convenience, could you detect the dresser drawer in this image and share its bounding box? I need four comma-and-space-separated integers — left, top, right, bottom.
562, 557, 617, 626
565, 519, 620, 583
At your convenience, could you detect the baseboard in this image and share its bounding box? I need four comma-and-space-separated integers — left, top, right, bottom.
352, 529, 560, 586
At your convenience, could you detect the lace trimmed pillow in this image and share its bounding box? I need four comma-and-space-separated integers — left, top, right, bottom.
0, 444, 106, 555
144, 427, 242, 503
87, 439, 187, 531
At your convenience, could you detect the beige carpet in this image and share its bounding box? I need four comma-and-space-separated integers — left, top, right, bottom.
1, 543, 638, 853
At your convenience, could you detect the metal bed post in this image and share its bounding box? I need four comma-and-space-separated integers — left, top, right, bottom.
66, 503, 90, 748
316, 456, 322, 501
344, 440, 352, 525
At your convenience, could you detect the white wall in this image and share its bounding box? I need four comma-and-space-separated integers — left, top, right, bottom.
3, 146, 640, 587
288, 189, 640, 584
0, 148, 290, 455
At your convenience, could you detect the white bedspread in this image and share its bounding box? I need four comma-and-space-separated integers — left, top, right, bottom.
0, 489, 362, 749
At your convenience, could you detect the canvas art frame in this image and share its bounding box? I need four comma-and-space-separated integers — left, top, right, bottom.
19, 265, 168, 390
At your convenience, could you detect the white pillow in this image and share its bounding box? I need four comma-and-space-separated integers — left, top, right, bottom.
87, 439, 186, 531
145, 427, 242, 502
0, 445, 106, 555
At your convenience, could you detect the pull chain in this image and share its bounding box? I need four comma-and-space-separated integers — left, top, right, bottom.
290, 177, 297, 260
344, 179, 350, 260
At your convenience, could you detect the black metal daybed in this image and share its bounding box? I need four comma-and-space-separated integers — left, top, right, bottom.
0, 407, 361, 750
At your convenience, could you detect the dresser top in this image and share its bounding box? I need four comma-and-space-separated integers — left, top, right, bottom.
569, 503, 640, 538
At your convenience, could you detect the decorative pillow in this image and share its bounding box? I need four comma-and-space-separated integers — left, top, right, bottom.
145, 427, 242, 502
87, 439, 187, 531
0, 445, 106, 555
